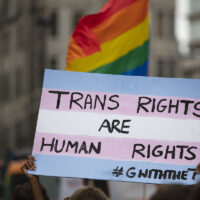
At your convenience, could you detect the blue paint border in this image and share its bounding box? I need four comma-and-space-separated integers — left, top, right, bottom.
43, 69, 200, 99
29, 154, 200, 185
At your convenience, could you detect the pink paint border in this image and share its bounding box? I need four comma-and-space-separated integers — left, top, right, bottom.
39, 89, 200, 120
33, 132, 200, 165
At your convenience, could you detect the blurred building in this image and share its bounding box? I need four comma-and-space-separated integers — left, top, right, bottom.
180, 0, 200, 78
0, 0, 105, 158
189, 0, 200, 53
149, 0, 180, 77
0, 0, 38, 156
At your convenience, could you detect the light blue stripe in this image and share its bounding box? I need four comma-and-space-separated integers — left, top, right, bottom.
43, 69, 200, 99
29, 154, 200, 185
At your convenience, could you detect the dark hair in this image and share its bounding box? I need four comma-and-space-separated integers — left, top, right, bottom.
66, 186, 108, 200
13, 182, 49, 200
187, 183, 200, 200
150, 184, 192, 200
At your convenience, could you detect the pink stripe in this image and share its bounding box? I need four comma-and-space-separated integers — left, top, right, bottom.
40, 89, 200, 120
33, 132, 200, 165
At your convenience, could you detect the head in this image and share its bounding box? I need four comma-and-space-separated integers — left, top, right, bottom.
187, 183, 200, 200
64, 186, 108, 200
13, 182, 49, 200
150, 184, 192, 200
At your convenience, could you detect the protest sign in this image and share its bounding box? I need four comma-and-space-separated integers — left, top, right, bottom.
30, 69, 200, 185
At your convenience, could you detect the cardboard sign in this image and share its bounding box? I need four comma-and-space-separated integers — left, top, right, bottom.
31, 69, 200, 185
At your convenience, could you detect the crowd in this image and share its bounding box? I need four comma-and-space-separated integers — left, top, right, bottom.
12, 156, 200, 200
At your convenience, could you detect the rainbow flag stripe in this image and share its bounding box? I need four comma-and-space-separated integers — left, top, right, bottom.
66, 0, 149, 75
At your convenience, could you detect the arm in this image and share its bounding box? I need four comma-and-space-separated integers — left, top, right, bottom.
21, 155, 45, 200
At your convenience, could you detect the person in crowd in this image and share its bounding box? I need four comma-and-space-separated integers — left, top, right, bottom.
64, 186, 109, 200
150, 164, 200, 200
189, 182, 200, 200
13, 182, 49, 200
20, 155, 109, 200
150, 184, 192, 200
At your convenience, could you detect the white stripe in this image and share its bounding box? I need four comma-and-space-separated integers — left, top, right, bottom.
36, 110, 200, 142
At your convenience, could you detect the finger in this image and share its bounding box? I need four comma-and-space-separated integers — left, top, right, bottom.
21, 164, 28, 174
30, 161, 36, 170
24, 163, 29, 170
196, 169, 200, 174
29, 156, 36, 163
26, 161, 31, 170
27, 160, 35, 170
30, 160, 36, 170
32, 156, 36, 161
195, 164, 200, 174
28, 155, 35, 161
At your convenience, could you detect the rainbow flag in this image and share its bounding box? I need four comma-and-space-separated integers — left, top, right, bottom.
66, 0, 149, 75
